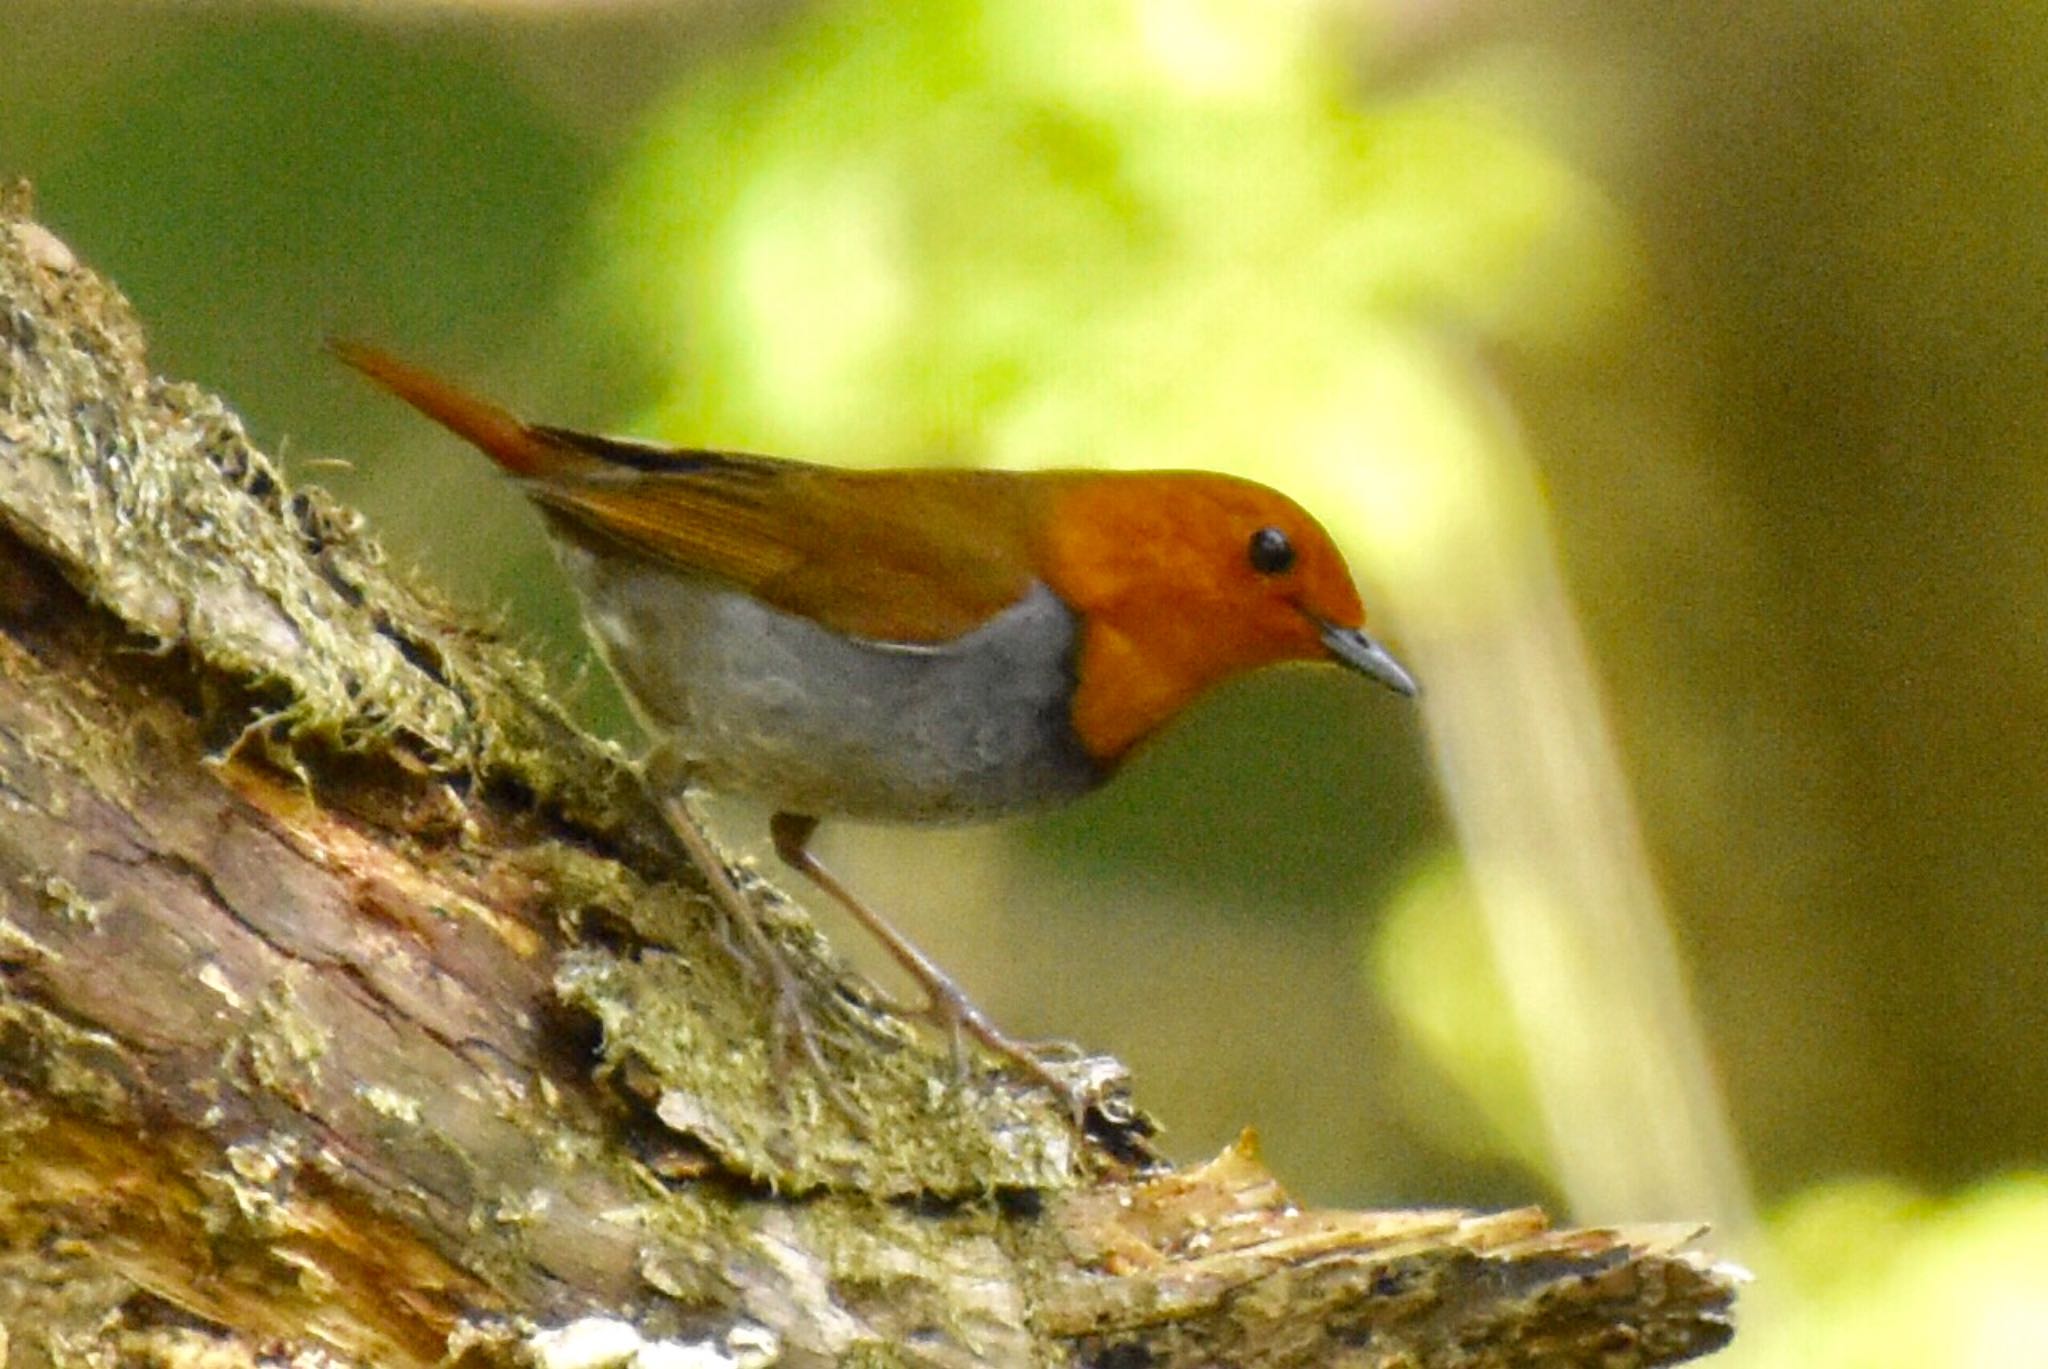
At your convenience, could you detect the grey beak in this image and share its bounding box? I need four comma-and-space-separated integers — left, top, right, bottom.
1318, 621, 1419, 698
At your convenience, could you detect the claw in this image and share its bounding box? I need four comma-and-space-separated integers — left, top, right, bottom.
919, 984, 1100, 1126
655, 794, 871, 1132
650, 789, 1108, 1134
767, 812, 1105, 1128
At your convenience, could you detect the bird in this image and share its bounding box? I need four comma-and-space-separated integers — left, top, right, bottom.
335, 342, 1417, 1122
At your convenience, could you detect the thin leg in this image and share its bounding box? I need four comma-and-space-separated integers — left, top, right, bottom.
768, 812, 1093, 1122
654, 793, 860, 1119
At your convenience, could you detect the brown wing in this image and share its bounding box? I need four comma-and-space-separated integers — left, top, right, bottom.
334, 344, 1045, 644
523, 431, 1047, 645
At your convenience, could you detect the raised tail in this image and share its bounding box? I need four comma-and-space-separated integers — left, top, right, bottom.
330, 340, 573, 479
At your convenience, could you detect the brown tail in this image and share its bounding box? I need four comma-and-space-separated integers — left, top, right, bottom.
329, 340, 567, 479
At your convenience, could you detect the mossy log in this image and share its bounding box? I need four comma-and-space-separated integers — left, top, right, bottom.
0, 184, 1737, 1367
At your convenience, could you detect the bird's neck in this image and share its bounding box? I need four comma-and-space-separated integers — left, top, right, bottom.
1063, 607, 1274, 764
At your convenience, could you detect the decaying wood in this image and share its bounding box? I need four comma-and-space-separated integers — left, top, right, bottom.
0, 184, 1738, 1367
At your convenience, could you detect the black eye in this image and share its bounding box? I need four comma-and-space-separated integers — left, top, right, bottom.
1247, 526, 1296, 575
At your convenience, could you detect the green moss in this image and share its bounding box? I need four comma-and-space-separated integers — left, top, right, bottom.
0, 189, 641, 838
0, 997, 133, 1121
522, 832, 1085, 1196
241, 968, 331, 1098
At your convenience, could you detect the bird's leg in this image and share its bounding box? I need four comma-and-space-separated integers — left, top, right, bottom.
768, 812, 1095, 1122
649, 789, 859, 1118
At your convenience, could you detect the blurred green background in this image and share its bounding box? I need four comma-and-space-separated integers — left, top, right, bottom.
6, 1, 2045, 1362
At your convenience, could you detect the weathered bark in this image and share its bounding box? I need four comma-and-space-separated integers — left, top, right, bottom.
0, 184, 1738, 1367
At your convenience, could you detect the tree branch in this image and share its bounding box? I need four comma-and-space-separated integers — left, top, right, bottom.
0, 184, 1737, 1367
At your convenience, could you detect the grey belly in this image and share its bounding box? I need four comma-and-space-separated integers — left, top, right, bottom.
555, 546, 1103, 822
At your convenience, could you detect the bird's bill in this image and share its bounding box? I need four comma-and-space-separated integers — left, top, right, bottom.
1317, 621, 1419, 697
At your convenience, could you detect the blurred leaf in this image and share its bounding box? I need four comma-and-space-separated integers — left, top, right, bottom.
587, 0, 1631, 519
1732, 1175, 2048, 1369
1368, 853, 1550, 1182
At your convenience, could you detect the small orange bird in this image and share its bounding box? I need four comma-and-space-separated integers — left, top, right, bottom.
336, 343, 1416, 1119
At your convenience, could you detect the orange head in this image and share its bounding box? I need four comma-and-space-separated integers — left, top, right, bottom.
1035, 472, 1414, 765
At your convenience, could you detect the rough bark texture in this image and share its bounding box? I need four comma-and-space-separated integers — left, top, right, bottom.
0, 184, 1738, 1368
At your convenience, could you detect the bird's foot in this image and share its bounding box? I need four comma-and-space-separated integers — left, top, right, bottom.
763, 811, 1115, 1130
901, 981, 1109, 1128
658, 798, 869, 1127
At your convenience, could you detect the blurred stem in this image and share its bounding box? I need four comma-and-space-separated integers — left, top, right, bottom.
1404, 353, 1756, 1237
